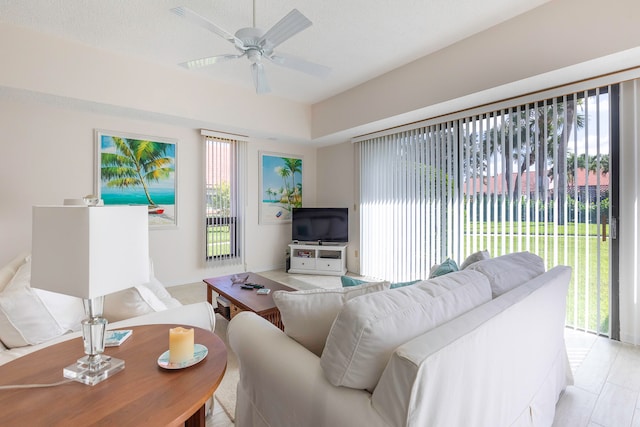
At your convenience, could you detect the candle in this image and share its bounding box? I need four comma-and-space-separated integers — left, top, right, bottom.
169, 327, 194, 363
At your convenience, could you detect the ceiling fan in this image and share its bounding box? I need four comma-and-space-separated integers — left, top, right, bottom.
171, 3, 330, 94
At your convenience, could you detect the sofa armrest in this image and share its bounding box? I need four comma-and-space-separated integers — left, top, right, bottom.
0, 302, 215, 367
109, 301, 216, 332
228, 312, 388, 427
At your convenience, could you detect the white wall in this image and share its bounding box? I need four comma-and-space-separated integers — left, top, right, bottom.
316, 141, 359, 273
0, 22, 311, 143
312, 0, 640, 144
0, 94, 317, 286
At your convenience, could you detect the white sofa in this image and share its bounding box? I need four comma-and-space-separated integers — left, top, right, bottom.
228, 252, 573, 427
0, 253, 215, 366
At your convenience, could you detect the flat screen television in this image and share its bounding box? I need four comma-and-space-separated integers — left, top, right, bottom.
292, 207, 348, 244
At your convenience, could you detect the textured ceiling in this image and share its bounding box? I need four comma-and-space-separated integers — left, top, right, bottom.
0, 0, 550, 104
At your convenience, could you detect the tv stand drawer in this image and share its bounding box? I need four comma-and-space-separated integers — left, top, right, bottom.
291, 257, 317, 270
316, 258, 342, 271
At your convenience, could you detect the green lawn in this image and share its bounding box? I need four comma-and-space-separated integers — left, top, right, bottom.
463, 221, 610, 334
206, 225, 231, 258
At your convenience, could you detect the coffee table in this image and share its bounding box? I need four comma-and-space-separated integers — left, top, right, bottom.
0, 324, 226, 427
203, 272, 295, 330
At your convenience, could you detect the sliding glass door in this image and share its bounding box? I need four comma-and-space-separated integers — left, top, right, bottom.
359, 84, 619, 337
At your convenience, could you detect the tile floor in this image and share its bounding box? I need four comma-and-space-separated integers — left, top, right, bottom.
170, 272, 640, 427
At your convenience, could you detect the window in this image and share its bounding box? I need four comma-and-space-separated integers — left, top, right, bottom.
204, 132, 246, 266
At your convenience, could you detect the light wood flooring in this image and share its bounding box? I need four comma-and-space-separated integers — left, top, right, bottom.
169, 272, 640, 427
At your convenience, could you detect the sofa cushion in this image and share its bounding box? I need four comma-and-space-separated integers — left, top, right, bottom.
460, 250, 491, 270
320, 270, 492, 390
341, 276, 420, 289
466, 251, 545, 297
273, 281, 391, 357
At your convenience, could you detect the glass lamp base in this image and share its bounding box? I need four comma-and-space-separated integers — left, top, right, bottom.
63, 354, 125, 386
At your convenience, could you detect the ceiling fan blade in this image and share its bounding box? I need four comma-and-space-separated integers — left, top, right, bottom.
251, 63, 271, 94
267, 53, 331, 78
179, 54, 244, 69
259, 9, 311, 50
171, 6, 245, 48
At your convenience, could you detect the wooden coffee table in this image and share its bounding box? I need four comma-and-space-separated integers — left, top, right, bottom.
0, 324, 226, 427
204, 272, 295, 330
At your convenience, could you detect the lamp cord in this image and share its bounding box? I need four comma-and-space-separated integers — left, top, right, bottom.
0, 379, 74, 389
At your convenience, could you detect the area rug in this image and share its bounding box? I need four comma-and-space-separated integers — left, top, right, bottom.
213, 313, 238, 421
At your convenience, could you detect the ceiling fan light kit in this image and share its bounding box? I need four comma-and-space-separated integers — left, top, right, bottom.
171, 5, 330, 94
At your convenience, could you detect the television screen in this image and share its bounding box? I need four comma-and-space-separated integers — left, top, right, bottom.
292, 208, 348, 243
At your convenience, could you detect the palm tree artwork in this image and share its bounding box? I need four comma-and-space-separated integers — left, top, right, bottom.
99, 133, 176, 226
260, 153, 303, 223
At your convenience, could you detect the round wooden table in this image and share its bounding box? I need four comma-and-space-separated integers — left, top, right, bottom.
0, 324, 227, 426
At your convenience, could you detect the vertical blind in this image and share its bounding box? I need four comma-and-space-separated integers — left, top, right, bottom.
204, 134, 247, 267
359, 123, 459, 282
358, 85, 615, 335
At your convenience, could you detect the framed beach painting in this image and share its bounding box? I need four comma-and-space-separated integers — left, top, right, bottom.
94, 129, 177, 229
259, 152, 303, 224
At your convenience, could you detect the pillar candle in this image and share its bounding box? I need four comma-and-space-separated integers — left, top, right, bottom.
169, 327, 194, 363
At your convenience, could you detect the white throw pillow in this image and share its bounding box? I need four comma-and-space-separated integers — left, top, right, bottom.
0, 252, 30, 292
320, 270, 492, 390
0, 266, 67, 348
104, 285, 170, 323
7, 258, 85, 333
465, 251, 545, 297
103, 259, 180, 322
34, 289, 86, 332
273, 281, 391, 356
460, 250, 491, 270
142, 276, 182, 309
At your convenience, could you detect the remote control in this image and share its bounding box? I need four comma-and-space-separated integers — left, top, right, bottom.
241, 284, 253, 290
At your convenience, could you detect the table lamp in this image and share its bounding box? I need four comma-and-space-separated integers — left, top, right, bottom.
31, 203, 149, 386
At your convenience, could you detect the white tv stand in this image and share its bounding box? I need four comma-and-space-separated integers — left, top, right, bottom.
288, 243, 348, 276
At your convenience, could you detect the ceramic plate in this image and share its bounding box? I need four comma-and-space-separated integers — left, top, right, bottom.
157, 344, 208, 369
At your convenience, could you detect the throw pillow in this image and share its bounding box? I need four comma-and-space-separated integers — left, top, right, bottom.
0, 262, 67, 348
465, 251, 545, 298
34, 288, 86, 333
103, 285, 170, 323
341, 276, 420, 289
273, 281, 391, 357
429, 258, 459, 278
320, 270, 492, 391
390, 279, 421, 289
0, 252, 30, 293
0, 287, 66, 348
340, 276, 367, 287
460, 250, 491, 270
103, 259, 180, 322
8, 259, 85, 333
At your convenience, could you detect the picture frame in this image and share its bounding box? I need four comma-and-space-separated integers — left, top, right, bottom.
94, 129, 177, 229
259, 151, 303, 224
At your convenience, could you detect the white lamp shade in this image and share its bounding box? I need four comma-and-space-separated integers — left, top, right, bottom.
31, 205, 150, 299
